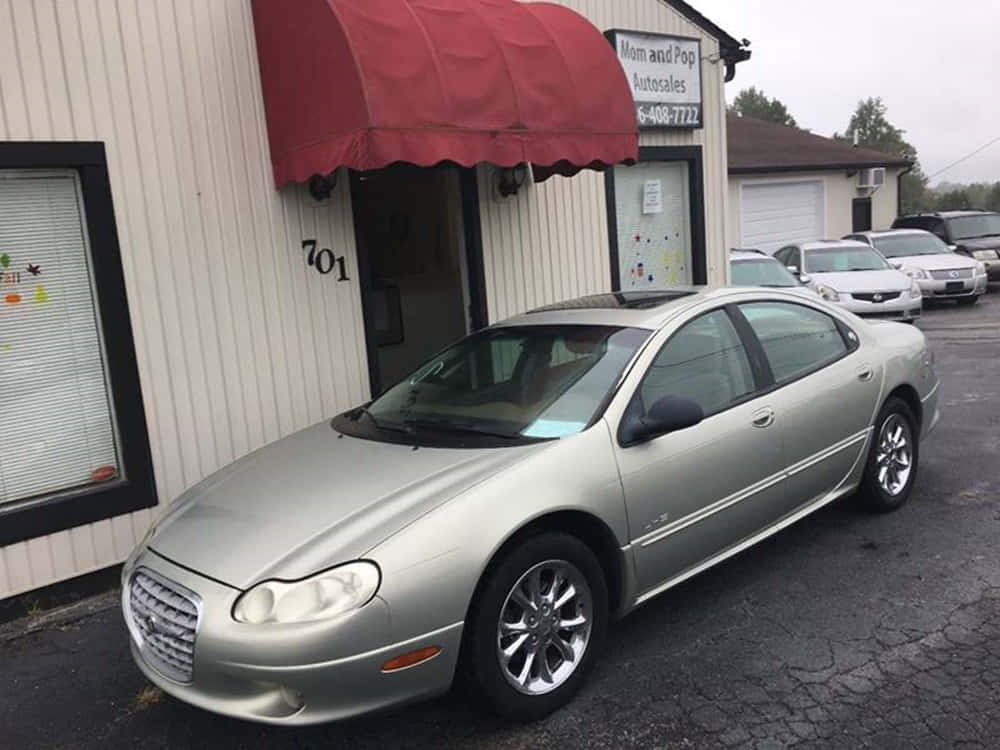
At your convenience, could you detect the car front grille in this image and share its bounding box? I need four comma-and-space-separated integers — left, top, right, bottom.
128, 570, 200, 683
930, 269, 973, 280
851, 291, 901, 303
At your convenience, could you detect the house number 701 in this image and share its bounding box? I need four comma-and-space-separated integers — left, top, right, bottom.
301, 239, 349, 281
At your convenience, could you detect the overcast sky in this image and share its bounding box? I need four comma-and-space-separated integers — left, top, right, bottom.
695, 0, 1000, 186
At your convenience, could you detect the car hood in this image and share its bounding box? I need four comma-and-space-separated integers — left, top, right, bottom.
888, 253, 977, 271
807, 269, 910, 293
955, 236, 1000, 251
147, 421, 543, 589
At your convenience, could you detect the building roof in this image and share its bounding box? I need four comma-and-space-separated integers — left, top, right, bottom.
660, 1, 751, 78
727, 115, 912, 174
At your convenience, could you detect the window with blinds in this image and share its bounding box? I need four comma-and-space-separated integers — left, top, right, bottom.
0, 171, 121, 506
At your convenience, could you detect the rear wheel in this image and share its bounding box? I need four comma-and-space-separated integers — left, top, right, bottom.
956, 295, 979, 306
857, 397, 919, 512
465, 532, 607, 720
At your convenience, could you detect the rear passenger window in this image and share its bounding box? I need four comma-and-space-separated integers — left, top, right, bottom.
640, 310, 755, 417
740, 302, 848, 384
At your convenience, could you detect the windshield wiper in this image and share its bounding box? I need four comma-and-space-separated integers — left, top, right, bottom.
354, 405, 406, 434
401, 418, 521, 440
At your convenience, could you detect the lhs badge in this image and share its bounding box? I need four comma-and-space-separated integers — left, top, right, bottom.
873, 293, 883, 303
949, 270, 960, 278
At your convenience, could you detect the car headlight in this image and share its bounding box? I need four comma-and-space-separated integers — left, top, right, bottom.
233, 561, 380, 625
975, 261, 987, 275
901, 266, 928, 280
909, 280, 922, 298
815, 283, 839, 301
973, 249, 997, 260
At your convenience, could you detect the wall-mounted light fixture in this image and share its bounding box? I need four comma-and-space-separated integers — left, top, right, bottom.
497, 163, 529, 197
308, 171, 338, 202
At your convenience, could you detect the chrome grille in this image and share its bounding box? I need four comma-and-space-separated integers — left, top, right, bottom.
852, 291, 901, 303
930, 268, 973, 280
128, 570, 199, 683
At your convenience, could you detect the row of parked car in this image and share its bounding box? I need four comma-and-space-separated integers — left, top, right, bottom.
731, 209, 1000, 322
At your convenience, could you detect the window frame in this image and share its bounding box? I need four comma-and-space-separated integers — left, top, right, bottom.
0, 142, 156, 546
729, 300, 860, 395
617, 306, 770, 446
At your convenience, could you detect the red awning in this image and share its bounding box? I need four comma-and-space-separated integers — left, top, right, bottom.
250, 0, 638, 187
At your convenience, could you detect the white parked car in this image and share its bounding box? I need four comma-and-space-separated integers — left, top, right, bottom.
729, 249, 819, 298
846, 229, 988, 306
774, 240, 922, 323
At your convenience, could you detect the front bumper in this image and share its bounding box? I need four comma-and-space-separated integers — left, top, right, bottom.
838, 293, 921, 321
917, 274, 988, 299
123, 551, 462, 725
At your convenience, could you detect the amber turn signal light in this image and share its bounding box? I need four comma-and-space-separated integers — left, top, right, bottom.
380, 646, 441, 673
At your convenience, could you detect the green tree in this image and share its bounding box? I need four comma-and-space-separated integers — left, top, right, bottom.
935, 188, 973, 210
986, 183, 1000, 212
835, 97, 931, 214
729, 87, 798, 127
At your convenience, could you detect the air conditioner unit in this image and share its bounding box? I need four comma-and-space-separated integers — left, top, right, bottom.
858, 167, 886, 189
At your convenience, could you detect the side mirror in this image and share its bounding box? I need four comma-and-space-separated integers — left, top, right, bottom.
947, 244, 958, 251
621, 395, 704, 446
786, 265, 799, 275
798, 273, 812, 285
890, 261, 903, 270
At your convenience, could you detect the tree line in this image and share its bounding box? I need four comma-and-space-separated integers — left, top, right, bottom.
728, 88, 983, 215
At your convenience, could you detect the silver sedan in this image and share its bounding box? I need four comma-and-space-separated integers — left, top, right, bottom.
122, 287, 940, 725
846, 229, 988, 305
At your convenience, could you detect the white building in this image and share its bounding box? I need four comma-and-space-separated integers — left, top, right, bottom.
0, 0, 748, 599
726, 115, 911, 254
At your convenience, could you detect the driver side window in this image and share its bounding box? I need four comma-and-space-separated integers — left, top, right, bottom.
639, 310, 756, 418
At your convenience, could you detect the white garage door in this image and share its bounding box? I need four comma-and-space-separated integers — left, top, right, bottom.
740, 181, 825, 255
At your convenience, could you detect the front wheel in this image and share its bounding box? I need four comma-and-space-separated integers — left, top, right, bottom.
464, 532, 608, 721
857, 397, 919, 513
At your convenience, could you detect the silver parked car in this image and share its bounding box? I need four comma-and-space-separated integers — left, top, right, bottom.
774, 240, 922, 322
846, 229, 988, 305
729, 248, 819, 297
122, 287, 939, 725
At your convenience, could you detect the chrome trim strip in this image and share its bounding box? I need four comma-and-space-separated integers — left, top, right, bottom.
635, 482, 856, 606
632, 427, 872, 549
785, 429, 871, 478
636, 472, 785, 548
921, 382, 939, 403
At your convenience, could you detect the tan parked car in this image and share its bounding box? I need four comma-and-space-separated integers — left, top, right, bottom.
122, 287, 939, 725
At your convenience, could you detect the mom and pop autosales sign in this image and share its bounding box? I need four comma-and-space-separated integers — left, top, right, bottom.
609, 30, 702, 129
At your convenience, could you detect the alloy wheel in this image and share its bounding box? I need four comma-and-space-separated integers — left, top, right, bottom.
496, 559, 593, 696
876, 414, 913, 496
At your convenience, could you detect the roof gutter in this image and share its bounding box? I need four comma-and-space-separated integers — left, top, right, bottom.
729, 161, 912, 175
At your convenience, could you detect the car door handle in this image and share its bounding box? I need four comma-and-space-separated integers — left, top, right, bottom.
752, 408, 775, 429
856, 365, 874, 382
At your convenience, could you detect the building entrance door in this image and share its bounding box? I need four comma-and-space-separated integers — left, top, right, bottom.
352, 166, 478, 395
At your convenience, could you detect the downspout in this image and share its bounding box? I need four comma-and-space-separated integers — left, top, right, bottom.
721, 40, 752, 82
896, 164, 914, 217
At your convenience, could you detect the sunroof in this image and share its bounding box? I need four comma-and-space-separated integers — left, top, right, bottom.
528, 291, 695, 313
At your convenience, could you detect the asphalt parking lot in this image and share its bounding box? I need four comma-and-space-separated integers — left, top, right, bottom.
2, 290, 1000, 750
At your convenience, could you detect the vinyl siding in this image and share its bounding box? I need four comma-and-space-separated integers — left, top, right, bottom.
0, 0, 369, 598
479, 0, 731, 322
727, 169, 903, 253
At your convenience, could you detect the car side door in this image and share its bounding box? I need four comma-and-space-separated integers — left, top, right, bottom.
736, 300, 881, 511
612, 307, 788, 598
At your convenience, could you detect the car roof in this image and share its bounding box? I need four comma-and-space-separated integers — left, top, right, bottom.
730, 249, 774, 261
499, 286, 800, 331
856, 228, 930, 238
900, 210, 999, 219
800, 239, 872, 251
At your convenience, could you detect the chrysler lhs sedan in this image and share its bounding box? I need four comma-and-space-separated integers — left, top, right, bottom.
122, 287, 939, 724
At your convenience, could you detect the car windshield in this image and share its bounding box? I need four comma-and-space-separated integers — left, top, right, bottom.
804, 246, 890, 273
873, 233, 951, 258
730, 258, 801, 287
948, 214, 1000, 240
347, 325, 650, 444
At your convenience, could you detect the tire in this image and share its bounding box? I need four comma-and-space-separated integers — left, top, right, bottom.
464, 532, 608, 721
857, 397, 919, 513
956, 295, 979, 306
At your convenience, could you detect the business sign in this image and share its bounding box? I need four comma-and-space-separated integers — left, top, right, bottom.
608, 30, 702, 130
